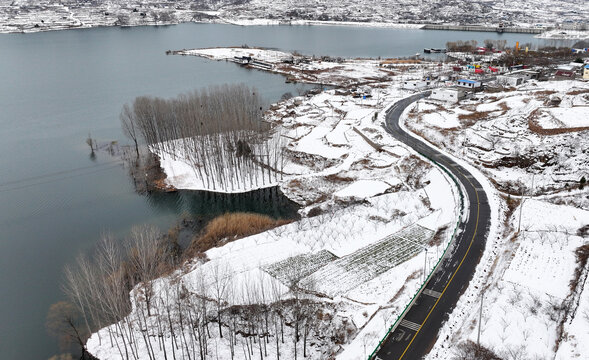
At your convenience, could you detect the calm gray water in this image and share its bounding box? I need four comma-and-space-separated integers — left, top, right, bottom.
0, 23, 544, 359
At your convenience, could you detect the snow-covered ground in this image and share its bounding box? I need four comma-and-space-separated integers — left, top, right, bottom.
405, 79, 589, 195
84, 46, 589, 359
87, 49, 468, 360
1, 0, 587, 33
401, 79, 589, 359
427, 197, 589, 359
537, 29, 589, 40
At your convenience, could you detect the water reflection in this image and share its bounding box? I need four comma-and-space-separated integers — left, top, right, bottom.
145, 186, 300, 221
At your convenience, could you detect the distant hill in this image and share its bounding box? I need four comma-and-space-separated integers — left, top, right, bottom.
0, 0, 586, 33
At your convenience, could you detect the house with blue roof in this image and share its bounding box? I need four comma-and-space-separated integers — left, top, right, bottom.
456, 79, 482, 90
584, 64, 589, 80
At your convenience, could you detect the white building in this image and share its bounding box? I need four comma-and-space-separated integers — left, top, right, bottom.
430, 88, 466, 103
456, 79, 482, 89
496, 75, 523, 87
402, 79, 432, 90
510, 69, 540, 80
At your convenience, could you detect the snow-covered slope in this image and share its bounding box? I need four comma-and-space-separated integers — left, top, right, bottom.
1, 0, 587, 33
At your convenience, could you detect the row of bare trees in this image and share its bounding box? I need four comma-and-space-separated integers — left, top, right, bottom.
120, 84, 284, 192
446, 40, 479, 52
58, 227, 344, 359
59, 226, 174, 358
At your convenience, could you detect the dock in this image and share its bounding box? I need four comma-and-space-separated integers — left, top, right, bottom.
422, 24, 547, 34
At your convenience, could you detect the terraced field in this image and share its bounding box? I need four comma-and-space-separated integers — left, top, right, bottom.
304, 224, 434, 296
263, 224, 434, 296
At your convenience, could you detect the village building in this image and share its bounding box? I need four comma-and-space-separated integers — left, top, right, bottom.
556, 64, 576, 72
430, 88, 466, 103
584, 64, 589, 80
568, 62, 584, 70
456, 79, 482, 90
496, 75, 523, 87
510, 69, 540, 80
402, 79, 432, 90
555, 70, 576, 79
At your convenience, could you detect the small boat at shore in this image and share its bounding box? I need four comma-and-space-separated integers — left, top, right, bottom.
424, 48, 447, 53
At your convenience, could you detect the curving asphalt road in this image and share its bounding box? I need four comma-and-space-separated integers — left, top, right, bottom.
373, 93, 491, 359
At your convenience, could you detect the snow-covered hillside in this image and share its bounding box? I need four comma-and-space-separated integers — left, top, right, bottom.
1, 0, 587, 33
402, 80, 589, 359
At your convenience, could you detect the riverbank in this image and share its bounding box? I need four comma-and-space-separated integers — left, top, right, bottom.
422, 23, 545, 34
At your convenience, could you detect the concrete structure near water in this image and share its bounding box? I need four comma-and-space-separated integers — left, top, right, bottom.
430, 88, 466, 103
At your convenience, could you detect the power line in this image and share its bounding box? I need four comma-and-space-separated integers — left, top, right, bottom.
0, 162, 123, 193
0, 159, 121, 187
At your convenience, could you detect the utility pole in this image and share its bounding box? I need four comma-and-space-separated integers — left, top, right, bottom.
517, 174, 535, 233
423, 248, 428, 283
477, 291, 484, 345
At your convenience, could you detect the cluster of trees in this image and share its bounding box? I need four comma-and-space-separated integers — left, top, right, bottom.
56, 226, 177, 357
445, 39, 507, 52
121, 84, 284, 192
57, 228, 349, 359
446, 40, 479, 52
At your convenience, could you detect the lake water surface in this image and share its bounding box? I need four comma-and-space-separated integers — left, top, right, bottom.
0, 23, 545, 359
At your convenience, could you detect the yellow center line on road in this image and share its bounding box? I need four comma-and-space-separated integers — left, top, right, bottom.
397, 162, 481, 360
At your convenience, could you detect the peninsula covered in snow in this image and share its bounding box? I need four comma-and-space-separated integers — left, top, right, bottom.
72, 43, 589, 359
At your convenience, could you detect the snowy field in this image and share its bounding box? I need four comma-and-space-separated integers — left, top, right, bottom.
427, 197, 589, 359
87, 170, 459, 359
84, 46, 589, 359
405, 79, 589, 196
87, 52, 467, 360
399, 78, 589, 359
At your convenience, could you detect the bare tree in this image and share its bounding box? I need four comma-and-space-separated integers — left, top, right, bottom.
122, 84, 284, 192
126, 225, 168, 316
46, 301, 88, 355
211, 262, 233, 339
453, 340, 501, 360
121, 103, 140, 158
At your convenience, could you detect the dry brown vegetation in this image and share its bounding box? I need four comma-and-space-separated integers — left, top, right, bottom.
188, 212, 291, 254
324, 173, 355, 183
497, 101, 510, 113
458, 111, 492, 127
501, 193, 521, 236
429, 225, 449, 247
528, 110, 589, 135
571, 244, 589, 292
566, 89, 589, 96
533, 90, 557, 98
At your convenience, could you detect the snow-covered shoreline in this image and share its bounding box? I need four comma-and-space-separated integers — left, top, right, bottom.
0, 16, 425, 34
1, 14, 580, 35
87, 48, 467, 359
84, 45, 589, 359
536, 29, 589, 40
